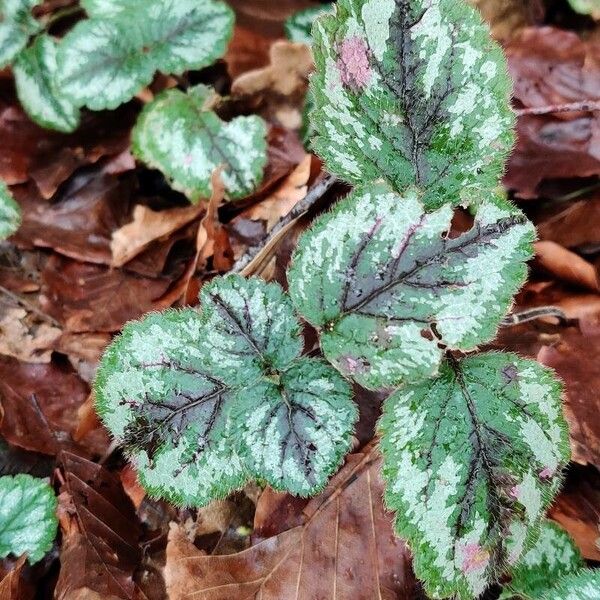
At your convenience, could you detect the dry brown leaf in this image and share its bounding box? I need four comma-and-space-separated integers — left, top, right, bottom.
165, 443, 419, 600
110, 204, 205, 268
467, 0, 544, 41
0, 557, 32, 600
535, 241, 599, 291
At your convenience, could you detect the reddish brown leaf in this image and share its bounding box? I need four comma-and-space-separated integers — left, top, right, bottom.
0, 557, 33, 600
40, 255, 174, 333
55, 453, 148, 600
534, 240, 599, 291
0, 355, 89, 455
165, 443, 420, 600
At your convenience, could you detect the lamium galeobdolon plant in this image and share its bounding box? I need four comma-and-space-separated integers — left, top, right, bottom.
95, 0, 582, 598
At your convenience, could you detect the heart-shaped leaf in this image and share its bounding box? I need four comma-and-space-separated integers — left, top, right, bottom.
310, 0, 515, 208
288, 182, 534, 389
285, 4, 333, 44
379, 352, 570, 599
0, 0, 42, 68
57, 0, 234, 110
95, 275, 355, 505
0, 474, 58, 563
501, 521, 583, 600
132, 85, 268, 201
0, 182, 21, 239
13, 35, 81, 133
232, 357, 356, 496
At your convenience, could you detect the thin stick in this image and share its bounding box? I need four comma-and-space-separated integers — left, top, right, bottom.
0, 284, 61, 327
515, 101, 600, 117
231, 173, 338, 274
501, 306, 567, 327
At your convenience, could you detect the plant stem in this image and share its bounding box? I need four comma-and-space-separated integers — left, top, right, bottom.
515, 101, 600, 116
501, 306, 567, 326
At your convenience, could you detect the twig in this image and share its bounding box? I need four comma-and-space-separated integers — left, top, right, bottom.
515, 100, 600, 117
231, 173, 338, 274
501, 306, 567, 327
0, 284, 61, 327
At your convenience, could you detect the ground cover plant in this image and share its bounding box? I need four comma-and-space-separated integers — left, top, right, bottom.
1, 0, 600, 598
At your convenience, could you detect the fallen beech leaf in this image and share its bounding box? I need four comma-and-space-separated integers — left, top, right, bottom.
505, 28, 600, 198
225, 25, 272, 79
549, 465, 600, 561
535, 241, 599, 291
40, 255, 174, 333
0, 356, 89, 455
0, 306, 61, 363
468, 0, 544, 41
165, 443, 419, 600
0, 556, 32, 600
111, 203, 204, 268
55, 453, 147, 600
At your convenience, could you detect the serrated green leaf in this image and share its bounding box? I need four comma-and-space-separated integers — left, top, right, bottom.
57, 0, 234, 111
232, 357, 356, 496
284, 4, 333, 44
0, 0, 42, 68
0, 474, 58, 563
310, 0, 515, 208
0, 181, 21, 239
13, 34, 80, 133
132, 85, 268, 202
95, 309, 247, 507
197, 274, 303, 384
542, 570, 600, 600
288, 182, 534, 389
379, 352, 570, 600
501, 521, 584, 600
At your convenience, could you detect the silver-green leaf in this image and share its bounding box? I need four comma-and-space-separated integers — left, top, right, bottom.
288, 182, 534, 389
0, 474, 58, 563
95, 309, 247, 507
14, 34, 81, 133
284, 4, 333, 44
310, 0, 515, 208
81, 0, 146, 18
231, 357, 357, 496
542, 570, 600, 600
501, 521, 584, 600
0, 181, 21, 239
132, 85, 268, 202
57, 0, 234, 111
0, 0, 42, 68
379, 352, 570, 599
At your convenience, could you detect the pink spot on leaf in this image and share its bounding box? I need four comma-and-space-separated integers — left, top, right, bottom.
461, 543, 490, 575
539, 467, 555, 480
183, 154, 194, 167
337, 36, 372, 90
510, 485, 520, 499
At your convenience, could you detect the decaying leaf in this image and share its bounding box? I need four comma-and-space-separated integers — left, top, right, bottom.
289, 183, 534, 389
0, 556, 32, 600
380, 352, 570, 599
165, 444, 420, 600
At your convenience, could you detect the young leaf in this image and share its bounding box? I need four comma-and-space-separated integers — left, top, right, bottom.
0, 181, 21, 239
197, 274, 303, 384
0, 474, 58, 563
132, 85, 268, 202
501, 521, 584, 600
57, 0, 234, 111
310, 0, 515, 208
13, 35, 81, 133
0, 0, 42, 68
379, 352, 571, 599
231, 357, 357, 496
284, 4, 333, 44
541, 570, 600, 600
288, 182, 534, 389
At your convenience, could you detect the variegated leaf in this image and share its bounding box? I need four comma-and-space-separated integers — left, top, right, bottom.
57, 0, 234, 111
310, 0, 515, 208
14, 35, 80, 133
380, 352, 570, 600
0, 474, 58, 564
501, 521, 583, 600
284, 4, 333, 44
0, 0, 42, 68
197, 274, 303, 385
288, 182, 534, 390
81, 0, 146, 17
0, 181, 21, 239
541, 570, 600, 600
231, 357, 356, 496
132, 85, 268, 202
94, 309, 247, 507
